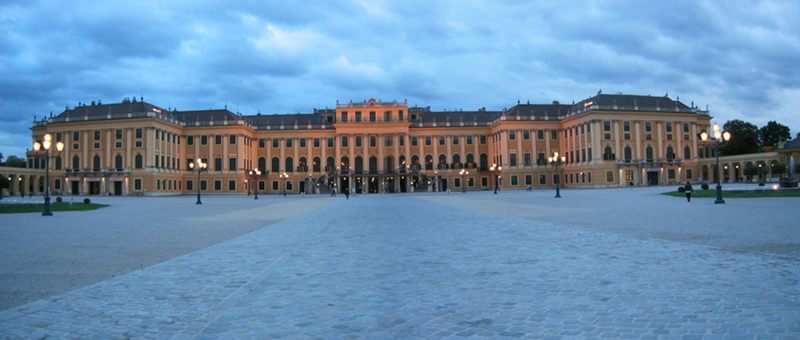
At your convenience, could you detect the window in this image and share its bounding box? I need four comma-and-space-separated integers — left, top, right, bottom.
369, 111, 376, 122
438, 136, 445, 145
356, 136, 362, 147
286, 138, 293, 148
341, 111, 348, 122
511, 175, 518, 186
684, 146, 691, 160
509, 131, 516, 140
273, 139, 279, 148
384, 111, 391, 121
425, 136, 432, 146
272, 181, 279, 190
411, 136, 418, 146
355, 111, 362, 122
229, 180, 236, 191
200, 180, 208, 191
537, 130, 544, 140
214, 180, 221, 191
327, 138, 334, 148
645, 122, 653, 140
510, 153, 517, 166
668, 169, 675, 179
452, 136, 459, 145
466, 136, 473, 144
480, 136, 487, 144
201, 136, 208, 145
229, 135, 236, 144
313, 138, 320, 148
187, 136, 194, 145
115, 155, 123, 170
624, 147, 632, 161
115, 129, 123, 139
537, 152, 546, 166
370, 136, 377, 147
134, 179, 142, 191
606, 171, 614, 183
258, 139, 266, 148
551, 130, 558, 140
93, 155, 101, 170
214, 158, 222, 171
646, 146, 654, 161
186, 180, 193, 191
399, 135, 405, 146
666, 146, 675, 160
399, 110, 404, 121
686, 169, 693, 180
524, 153, 531, 166
215, 135, 222, 145
384, 135, 392, 147
603, 146, 615, 161
539, 174, 547, 185
115, 141, 122, 148
604, 121, 611, 140
94, 130, 101, 140
624, 121, 631, 140
229, 158, 237, 171
299, 138, 306, 147
341, 136, 348, 147
666, 122, 673, 133
134, 128, 142, 139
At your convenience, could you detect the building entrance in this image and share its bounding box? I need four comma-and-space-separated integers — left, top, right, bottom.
71, 181, 80, 195
647, 171, 659, 186
113, 181, 122, 195
89, 181, 101, 195
399, 176, 408, 193
368, 176, 379, 193
440, 178, 448, 191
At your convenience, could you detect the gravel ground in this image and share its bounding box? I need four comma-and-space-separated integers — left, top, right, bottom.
0, 194, 332, 310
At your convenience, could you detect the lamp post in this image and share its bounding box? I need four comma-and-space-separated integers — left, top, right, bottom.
700, 123, 732, 204
32, 133, 64, 216
548, 152, 566, 198
459, 168, 468, 193
489, 163, 502, 194
189, 158, 207, 204
280, 171, 288, 196
249, 168, 262, 199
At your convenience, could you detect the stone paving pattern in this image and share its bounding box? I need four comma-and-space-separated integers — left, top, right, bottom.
0, 187, 798, 338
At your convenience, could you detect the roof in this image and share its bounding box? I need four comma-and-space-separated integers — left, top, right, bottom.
243, 113, 327, 128
504, 103, 572, 120
55, 101, 167, 120
782, 135, 800, 150
419, 110, 501, 124
573, 93, 693, 113
174, 109, 240, 123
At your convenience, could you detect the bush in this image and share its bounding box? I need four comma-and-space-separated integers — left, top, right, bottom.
83, 198, 91, 204
55, 196, 63, 203
677, 186, 686, 193
701, 183, 709, 190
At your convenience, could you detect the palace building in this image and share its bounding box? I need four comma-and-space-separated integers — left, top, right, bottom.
19, 92, 728, 196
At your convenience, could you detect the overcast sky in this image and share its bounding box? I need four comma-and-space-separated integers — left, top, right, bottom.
1, 0, 799, 158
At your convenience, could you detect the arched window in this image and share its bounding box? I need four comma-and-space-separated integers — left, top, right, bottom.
340, 156, 349, 170
313, 157, 321, 172
285, 157, 294, 172
684, 146, 691, 160
54, 156, 62, 170
398, 155, 406, 167
135, 154, 143, 169
93, 155, 101, 171
438, 154, 447, 169
258, 157, 266, 172
646, 146, 654, 161
480, 153, 488, 171
355, 156, 363, 173
411, 155, 420, 170
666, 146, 675, 160
624, 146, 632, 161
369, 156, 378, 173
385, 156, 394, 170
271, 157, 280, 172
299, 157, 307, 172
466, 153, 475, 168
452, 154, 461, 168
115, 155, 123, 170
603, 146, 615, 161
72, 156, 80, 170
326, 156, 334, 172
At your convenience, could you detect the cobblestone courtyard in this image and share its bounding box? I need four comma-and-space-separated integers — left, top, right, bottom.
1, 187, 798, 338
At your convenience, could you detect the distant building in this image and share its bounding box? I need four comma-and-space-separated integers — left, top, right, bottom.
15, 93, 742, 195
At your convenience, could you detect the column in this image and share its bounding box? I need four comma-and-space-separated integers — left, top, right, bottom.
656, 122, 664, 159
634, 122, 642, 159
613, 121, 622, 161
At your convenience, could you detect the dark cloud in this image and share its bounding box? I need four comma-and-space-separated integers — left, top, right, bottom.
1, 0, 799, 157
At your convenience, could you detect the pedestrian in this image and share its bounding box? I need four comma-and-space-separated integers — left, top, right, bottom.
20, 191, 24, 199
344, 188, 349, 200
684, 181, 693, 202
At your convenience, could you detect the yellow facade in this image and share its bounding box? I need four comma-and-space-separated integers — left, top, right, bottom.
24, 94, 732, 196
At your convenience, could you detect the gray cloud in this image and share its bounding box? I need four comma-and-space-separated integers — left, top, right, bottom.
1, 0, 799, 157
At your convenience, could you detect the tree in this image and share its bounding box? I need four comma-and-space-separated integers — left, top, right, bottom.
759, 121, 791, 148
3, 155, 27, 168
720, 119, 760, 156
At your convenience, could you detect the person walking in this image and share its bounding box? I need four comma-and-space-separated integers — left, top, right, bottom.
684, 181, 693, 202
344, 188, 350, 200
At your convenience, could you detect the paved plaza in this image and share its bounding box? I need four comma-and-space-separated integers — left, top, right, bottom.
0, 186, 798, 338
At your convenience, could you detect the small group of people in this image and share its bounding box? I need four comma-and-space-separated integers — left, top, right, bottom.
330, 188, 351, 199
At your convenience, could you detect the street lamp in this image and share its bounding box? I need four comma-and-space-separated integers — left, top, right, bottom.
489, 163, 502, 194
700, 123, 732, 204
548, 152, 566, 198
32, 133, 64, 216
280, 171, 289, 196
189, 158, 207, 204
248, 168, 262, 200
459, 168, 469, 193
